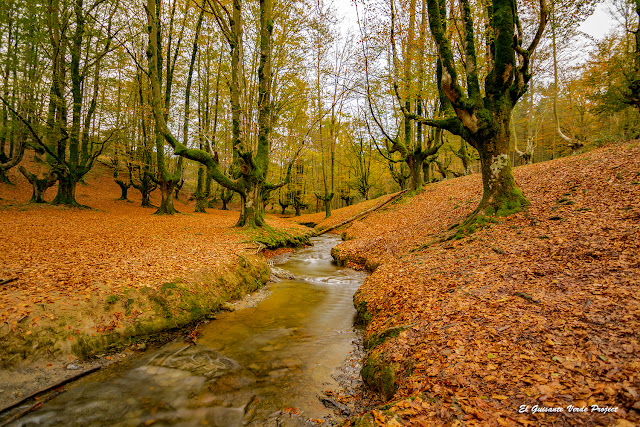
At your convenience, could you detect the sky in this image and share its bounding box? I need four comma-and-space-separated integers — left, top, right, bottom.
334, 0, 621, 41
579, 1, 620, 40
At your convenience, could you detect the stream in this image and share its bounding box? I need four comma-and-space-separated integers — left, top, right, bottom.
12, 235, 367, 426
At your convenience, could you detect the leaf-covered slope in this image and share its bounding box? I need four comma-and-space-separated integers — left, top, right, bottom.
339, 141, 640, 426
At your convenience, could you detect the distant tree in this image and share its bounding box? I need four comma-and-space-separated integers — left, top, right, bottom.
146, 0, 295, 227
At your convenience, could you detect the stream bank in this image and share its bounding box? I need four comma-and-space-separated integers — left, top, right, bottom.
311, 143, 640, 426
2, 235, 372, 426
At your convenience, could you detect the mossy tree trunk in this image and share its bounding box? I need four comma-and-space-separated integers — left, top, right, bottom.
220, 187, 233, 210
194, 165, 208, 213
396, 0, 547, 218
625, 0, 640, 111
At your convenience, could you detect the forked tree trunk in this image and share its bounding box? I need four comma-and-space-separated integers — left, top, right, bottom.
236, 184, 264, 227
19, 166, 57, 203
141, 188, 154, 207
156, 177, 177, 215
52, 169, 82, 207
115, 180, 130, 201
220, 187, 233, 210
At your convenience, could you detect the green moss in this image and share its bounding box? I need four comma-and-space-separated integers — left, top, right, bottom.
453, 214, 497, 239
160, 282, 178, 291
124, 298, 134, 315
364, 325, 407, 350
246, 226, 311, 249
340, 231, 354, 241
106, 295, 119, 305
391, 189, 423, 206
3, 251, 272, 365
354, 298, 373, 327
361, 353, 399, 400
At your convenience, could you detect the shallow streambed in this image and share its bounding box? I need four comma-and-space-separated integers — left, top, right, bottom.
12, 235, 366, 426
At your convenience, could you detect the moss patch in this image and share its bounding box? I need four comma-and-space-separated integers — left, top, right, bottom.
245, 226, 312, 249
361, 352, 400, 400
483, 187, 528, 218
354, 298, 373, 328
364, 325, 409, 350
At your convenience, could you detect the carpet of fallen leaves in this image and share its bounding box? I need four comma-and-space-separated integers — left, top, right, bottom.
333, 142, 640, 426
0, 159, 308, 350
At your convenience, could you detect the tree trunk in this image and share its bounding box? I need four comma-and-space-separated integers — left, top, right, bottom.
115, 180, 130, 201
156, 177, 177, 215
194, 166, 208, 213
173, 178, 184, 199
220, 187, 233, 210
236, 185, 264, 227
133, 171, 156, 208
19, 166, 56, 203
141, 188, 154, 207
51, 169, 82, 207
408, 154, 424, 190
0, 142, 25, 185
474, 121, 527, 217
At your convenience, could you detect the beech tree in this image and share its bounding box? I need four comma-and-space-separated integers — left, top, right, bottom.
394, 0, 548, 218
625, 0, 640, 110
147, 0, 294, 227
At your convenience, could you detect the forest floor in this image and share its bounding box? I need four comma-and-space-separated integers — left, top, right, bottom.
1, 141, 639, 426
0, 158, 311, 409
306, 141, 640, 426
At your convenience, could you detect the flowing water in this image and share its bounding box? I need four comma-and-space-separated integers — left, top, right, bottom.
13, 235, 366, 426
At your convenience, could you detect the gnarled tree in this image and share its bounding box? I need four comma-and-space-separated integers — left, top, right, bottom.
146, 0, 293, 227
397, 0, 547, 219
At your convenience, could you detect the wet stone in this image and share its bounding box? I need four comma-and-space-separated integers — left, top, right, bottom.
149, 344, 240, 379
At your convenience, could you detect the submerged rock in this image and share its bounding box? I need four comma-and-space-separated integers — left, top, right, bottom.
269, 267, 298, 282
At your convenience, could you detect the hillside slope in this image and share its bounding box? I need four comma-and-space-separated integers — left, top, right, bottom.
332, 142, 640, 426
